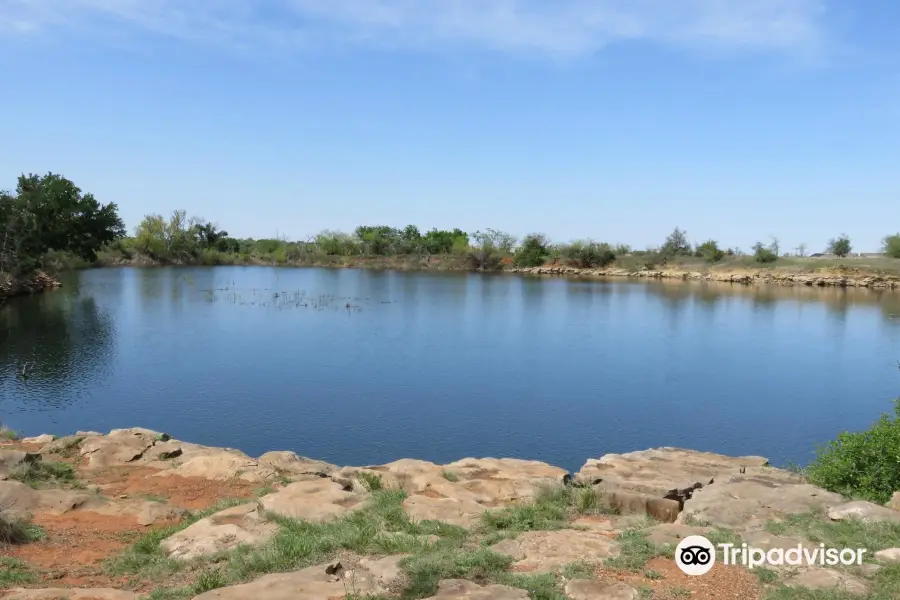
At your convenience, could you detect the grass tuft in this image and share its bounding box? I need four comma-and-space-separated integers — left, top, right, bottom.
9, 460, 76, 489
604, 529, 667, 573
0, 556, 37, 587
356, 472, 384, 492
481, 483, 616, 534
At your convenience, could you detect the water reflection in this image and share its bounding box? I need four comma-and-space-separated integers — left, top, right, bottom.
0, 290, 115, 409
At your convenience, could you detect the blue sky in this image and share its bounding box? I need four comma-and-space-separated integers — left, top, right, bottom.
1, 1, 898, 252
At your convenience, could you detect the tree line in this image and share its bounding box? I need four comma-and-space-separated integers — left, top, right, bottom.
4, 173, 900, 279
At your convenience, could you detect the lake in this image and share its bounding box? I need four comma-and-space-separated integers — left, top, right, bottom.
2, 266, 900, 473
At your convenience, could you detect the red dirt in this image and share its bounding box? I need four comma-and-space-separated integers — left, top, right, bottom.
595, 556, 762, 600
83, 466, 256, 509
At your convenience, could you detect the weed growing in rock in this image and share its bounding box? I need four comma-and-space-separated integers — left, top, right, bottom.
0, 500, 45, 545
766, 511, 900, 556
0, 424, 19, 441
400, 548, 513, 599
805, 398, 900, 504
356, 472, 384, 492
441, 470, 459, 482
604, 529, 667, 572
562, 561, 595, 579
481, 483, 615, 533
9, 460, 76, 489
496, 572, 568, 600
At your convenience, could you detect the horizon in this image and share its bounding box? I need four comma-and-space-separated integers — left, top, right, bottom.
1, 1, 898, 253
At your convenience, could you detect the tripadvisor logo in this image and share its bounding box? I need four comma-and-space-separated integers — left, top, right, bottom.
674, 535, 867, 576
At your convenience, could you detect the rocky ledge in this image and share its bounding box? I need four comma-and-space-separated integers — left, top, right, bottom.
0, 271, 62, 301
2, 429, 900, 600
509, 265, 900, 289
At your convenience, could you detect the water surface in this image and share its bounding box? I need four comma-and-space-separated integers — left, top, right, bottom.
2, 266, 899, 473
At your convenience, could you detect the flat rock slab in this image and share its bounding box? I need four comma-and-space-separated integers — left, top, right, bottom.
643, 523, 711, 547
79, 496, 187, 526
20, 434, 55, 444
490, 529, 620, 572
4, 589, 140, 600
423, 579, 529, 600
0, 480, 102, 517
681, 468, 843, 530
190, 561, 388, 600
565, 580, 639, 600
402, 494, 489, 529
575, 447, 769, 499
260, 479, 365, 521
257, 451, 337, 481
784, 568, 868, 595
80, 428, 163, 469
874, 548, 900, 563
829, 501, 900, 523
161, 502, 277, 560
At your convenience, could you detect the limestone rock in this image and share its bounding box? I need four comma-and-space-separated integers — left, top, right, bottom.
828, 501, 900, 524
784, 568, 868, 595
0, 449, 39, 479
874, 548, 900, 563
423, 579, 529, 600
257, 451, 337, 481
80, 428, 160, 469
887, 492, 900, 511
682, 468, 843, 529
190, 561, 385, 599
490, 530, 620, 572
20, 434, 55, 444
157, 447, 265, 481
137, 501, 189, 526
0, 480, 100, 516
161, 502, 276, 560
575, 447, 769, 500
260, 479, 365, 521
358, 554, 408, 587
4, 589, 140, 599
40, 435, 88, 456
402, 494, 487, 528
565, 580, 639, 600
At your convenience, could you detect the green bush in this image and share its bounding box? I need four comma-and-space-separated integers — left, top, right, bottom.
694, 240, 725, 263
883, 234, 900, 259
560, 240, 616, 268
806, 398, 900, 504
827, 234, 852, 258
514, 234, 550, 267
753, 242, 778, 263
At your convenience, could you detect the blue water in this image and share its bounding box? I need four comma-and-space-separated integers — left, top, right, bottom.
2, 266, 899, 473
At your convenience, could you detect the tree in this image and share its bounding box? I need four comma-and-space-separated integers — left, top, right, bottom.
884, 234, 900, 259
661, 227, 691, 257
796, 243, 808, 257
514, 233, 550, 267
560, 240, 616, 268
0, 173, 124, 275
769, 236, 780, 257
827, 234, 852, 258
694, 239, 725, 263
753, 241, 778, 263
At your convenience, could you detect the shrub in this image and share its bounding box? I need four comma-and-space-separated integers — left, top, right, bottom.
560, 240, 616, 268
827, 235, 852, 258
883, 234, 900, 259
660, 227, 691, 257
694, 240, 725, 263
753, 242, 778, 263
514, 234, 550, 267
805, 398, 900, 504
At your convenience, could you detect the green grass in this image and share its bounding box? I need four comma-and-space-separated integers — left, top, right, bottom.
764, 565, 900, 600
496, 572, 569, 600
356, 471, 384, 492
9, 460, 77, 489
603, 529, 667, 573
643, 569, 662, 580
441, 470, 460, 482
400, 548, 514, 599
561, 561, 595, 579
254, 487, 276, 497
481, 483, 615, 534
142, 494, 168, 503
764, 511, 900, 556
0, 557, 37, 587
0, 425, 19, 442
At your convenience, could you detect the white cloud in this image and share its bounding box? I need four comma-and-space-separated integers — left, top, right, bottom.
1, 0, 827, 57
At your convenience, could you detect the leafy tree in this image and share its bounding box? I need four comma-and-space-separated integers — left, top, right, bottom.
694, 239, 725, 263
514, 233, 550, 267
0, 173, 124, 275
753, 241, 778, 263
827, 234, 852, 258
884, 234, 900, 259
660, 227, 691, 257
422, 228, 468, 254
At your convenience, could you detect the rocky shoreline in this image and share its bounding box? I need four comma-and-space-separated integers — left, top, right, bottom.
509, 265, 900, 289
0, 271, 61, 302
2, 428, 900, 599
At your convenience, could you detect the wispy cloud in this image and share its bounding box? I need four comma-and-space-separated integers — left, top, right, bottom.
1, 0, 828, 58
